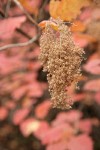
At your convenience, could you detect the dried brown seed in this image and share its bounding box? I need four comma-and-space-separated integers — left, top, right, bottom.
39, 18, 84, 109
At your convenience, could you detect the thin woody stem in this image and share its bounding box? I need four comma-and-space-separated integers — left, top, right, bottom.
0, 34, 40, 51
13, 0, 38, 26
0, 0, 41, 51
5, 0, 11, 17
39, 0, 48, 13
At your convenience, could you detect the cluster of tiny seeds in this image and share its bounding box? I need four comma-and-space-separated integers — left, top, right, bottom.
39, 19, 84, 109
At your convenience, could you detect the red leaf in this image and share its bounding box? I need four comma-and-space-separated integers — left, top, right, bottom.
78, 119, 92, 134
33, 121, 50, 139
46, 140, 68, 150
83, 59, 100, 75
20, 118, 40, 137
92, 8, 100, 20
23, 72, 37, 83
12, 108, 30, 125
67, 134, 93, 150
0, 53, 24, 75
95, 92, 100, 104
12, 86, 28, 100
84, 79, 100, 92
41, 123, 74, 145
80, 7, 100, 21
27, 61, 41, 71
27, 47, 40, 59
0, 107, 8, 121
0, 16, 26, 39
52, 110, 82, 126
22, 98, 37, 108
5, 101, 16, 110
19, 0, 42, 16
73, 33, 96, 48
71, 93, 85, 102
35, 100, 51, 119
79, 7, 93, 21
28, 82, 43, 97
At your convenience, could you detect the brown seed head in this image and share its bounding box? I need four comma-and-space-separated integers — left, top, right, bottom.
39, 19, 84, 109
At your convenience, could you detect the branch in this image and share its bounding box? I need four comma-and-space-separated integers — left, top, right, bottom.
0, 34, 40, 51
0, 0, 41, 51
16, 28, 39, 45
5, 0, 11, 17
13, 0, 38, 27
40, 0, 48, 12
38, 0, 49, 21
16, 28, 32, 39
0, 10, 5, 18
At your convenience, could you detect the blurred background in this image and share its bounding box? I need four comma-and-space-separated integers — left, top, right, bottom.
0, 0, 100, 150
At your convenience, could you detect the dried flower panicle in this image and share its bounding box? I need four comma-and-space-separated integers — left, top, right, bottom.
39, 19, 84, 109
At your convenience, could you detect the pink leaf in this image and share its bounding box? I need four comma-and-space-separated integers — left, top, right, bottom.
83, 59, 100, 75
52, 110, 82, 126
73, 33, 89, 47
0, 53, 24, 75
33, 121, 50, 139
84, 79, 100, 92
22, 98, 37, 108
92, 8, 100, 20
94, 92, 100, 104
12, 86, 28, 100
12, 108, 30, 125
5, 101, 16, 110
41, 123, 74, 145
23, 72, 37, 83
0, 107, 8, 121
28, 82, 43, 97
79, 8, 93, 21
35, 100, 51, 119
46, 140, 68, 150
0, 16, 26, 39
20, 118, 40, 137
78, 119, 92, 134
67, 134, 93, 150
71, 93, 85, 102
27, 47, 40, 59
27, 61, 41, 71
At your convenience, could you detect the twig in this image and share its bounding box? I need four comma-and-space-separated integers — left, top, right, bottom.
0, 34, 40, 51
16, 28, 39, 45
38, 0, 48, 21
5, 0, 11, 17
0, 0, 41, 51
0, 1, 5, 18
0, 10, 5, 18
13, 0, 38, 27
40, 0, 48, 11
16, 29, 32, 39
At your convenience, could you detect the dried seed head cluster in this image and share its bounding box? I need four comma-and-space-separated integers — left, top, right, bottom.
39, 19, 84, 109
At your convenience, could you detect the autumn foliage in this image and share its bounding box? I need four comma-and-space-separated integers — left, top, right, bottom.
0, 0, 100, 150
